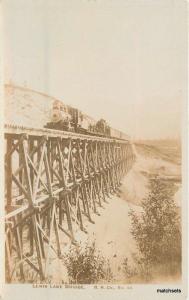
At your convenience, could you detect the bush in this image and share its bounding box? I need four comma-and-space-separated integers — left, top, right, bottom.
129, 176, 181, 274
122, 257, 137, 279
63, 241, 113, 284
122, 253, 153, 283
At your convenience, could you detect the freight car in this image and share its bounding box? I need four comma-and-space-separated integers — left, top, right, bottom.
109, 127, 122, 139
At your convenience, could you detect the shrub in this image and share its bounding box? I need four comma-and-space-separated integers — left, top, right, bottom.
122, 257, 137, 279
63, 241, 113, 284
129, 176, 181, 273
122, 253, 153, 283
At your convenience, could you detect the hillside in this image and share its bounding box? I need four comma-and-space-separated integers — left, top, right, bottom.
135, 140, 181, 165
4, 84, 60, 128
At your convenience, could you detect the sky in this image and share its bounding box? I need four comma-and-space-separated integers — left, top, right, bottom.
3, 0, 187, 139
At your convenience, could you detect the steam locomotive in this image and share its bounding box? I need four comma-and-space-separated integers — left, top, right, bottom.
44, 100, 129, 140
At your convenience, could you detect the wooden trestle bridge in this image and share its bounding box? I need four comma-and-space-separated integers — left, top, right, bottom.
4, 124, 135, 283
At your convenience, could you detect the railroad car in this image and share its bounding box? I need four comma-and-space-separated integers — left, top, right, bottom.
109, 127, 122, 139
95, 119, 110, 136
82, 113, 96, 133
120, 132, 130, 140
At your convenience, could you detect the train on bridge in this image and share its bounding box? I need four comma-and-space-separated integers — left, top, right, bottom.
45, 99, 130, 140
4, 87, 135, 283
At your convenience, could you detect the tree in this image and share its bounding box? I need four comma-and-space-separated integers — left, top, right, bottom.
129, 177, 181, 270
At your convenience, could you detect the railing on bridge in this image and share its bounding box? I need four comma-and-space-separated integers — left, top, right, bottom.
4, 125, 135, 283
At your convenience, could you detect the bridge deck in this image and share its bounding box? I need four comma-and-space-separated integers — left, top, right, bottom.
4, 124, 129, 143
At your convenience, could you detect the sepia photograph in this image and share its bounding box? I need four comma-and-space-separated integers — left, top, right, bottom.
2, 0, 187, 299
